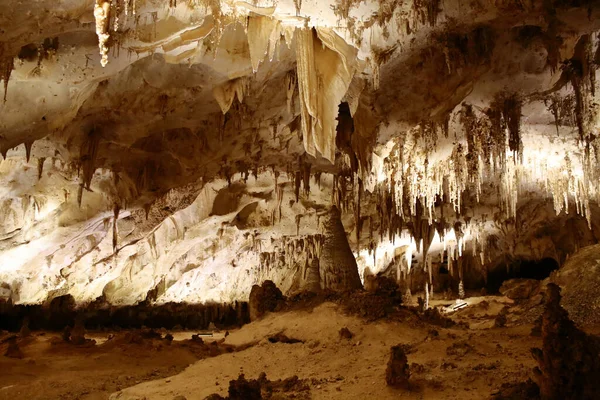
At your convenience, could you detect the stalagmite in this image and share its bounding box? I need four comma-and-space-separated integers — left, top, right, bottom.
319, 206, 362, 291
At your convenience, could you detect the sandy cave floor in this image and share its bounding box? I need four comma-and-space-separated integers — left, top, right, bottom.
5, 293, 595, 400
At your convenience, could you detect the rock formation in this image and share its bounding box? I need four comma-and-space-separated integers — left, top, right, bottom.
531, 283, 600, 400
319, 207, 363, 291
248, 280, 285, 321
386, 344, 411, 389
0, 0, 598, 334
3, 336, 23, 359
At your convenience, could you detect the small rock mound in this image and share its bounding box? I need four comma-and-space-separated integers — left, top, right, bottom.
492, 379, 540, 400
227, 374, 262, 400
338, 327, 353, 339
249, 280, 285, 321
267, 332, 303, 344
386, 344, 410, 389
205, 373, 310, 400
500, 278, 540, 300
3, 336, 23, 359
446, 341, 474, 357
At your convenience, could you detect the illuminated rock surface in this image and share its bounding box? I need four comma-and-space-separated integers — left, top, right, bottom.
0, 0, 600, 345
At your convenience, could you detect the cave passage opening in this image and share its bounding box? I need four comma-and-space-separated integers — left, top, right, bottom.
486, 257, 559, 293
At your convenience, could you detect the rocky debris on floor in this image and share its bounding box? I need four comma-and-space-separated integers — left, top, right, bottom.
19, 316, 31, 337
494, 307, 508, 327
267, 332, 303, 344
3, 335, 24, 359
500, 279, 541, 300
249, 280, 285, 321
140, 328, 163, 340
339, 327, 353, 339
446, 341, 475, 357
531, 283, 600, 400
530, 316, 542, 336
491, 379, 540, 400
365, 276, 401, 299
421, 307, 460, 328
204, 372, 310, 399
385, 344, 411, 389
339, 278, 404, 320
70, 316, 94, 346
191, 334, 205, 343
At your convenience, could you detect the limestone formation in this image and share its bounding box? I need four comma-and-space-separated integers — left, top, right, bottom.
3, 336, 23, 359
248, 280, 285, 321
319, 207, 363, 291
386, 345, 410, 389
499, 279, 541, 301
531, 284, 600, 400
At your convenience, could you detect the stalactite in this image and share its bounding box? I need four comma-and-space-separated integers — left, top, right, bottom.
294, 170, 301, 202
113, 0, 121, 31
213, 77, 249, 114
94, 1, 112, 67
37, 157, 46, 180
77, 184, 84, 208
293, 0, 302, 15
81, 128, 100, 192
0, 43, 14, 103
286, 71, 296, 114
113, 203, 120, 253
295, 214, 302, 235
501, 93, 523, 158
24, 141, 33, 163
300, 157, 311, 197
412, 0, 442, 28
247, 15, 280, 73
355, 177, 362, 244
296, 28, 357, 162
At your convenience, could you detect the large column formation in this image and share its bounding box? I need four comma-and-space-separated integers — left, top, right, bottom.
319, 206, 363, 291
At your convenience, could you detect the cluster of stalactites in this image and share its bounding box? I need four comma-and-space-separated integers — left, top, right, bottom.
545, 154, 595, 229
380, 131, 469, 226
376, 78, 599, 234
257, 234, 324, 282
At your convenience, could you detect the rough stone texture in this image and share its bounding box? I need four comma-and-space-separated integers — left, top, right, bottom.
531, 283, 600, 400
339, 327, 353, 340
302, 258, 322, 293
248, 280, 285, 321
385, 344, 410, 389
3, 336, 23, 359
500, 279, 541, 300
319, 207, 363, 291
0, 0, 600, 316
204, 373, 310, 400
551, 244, 600, 326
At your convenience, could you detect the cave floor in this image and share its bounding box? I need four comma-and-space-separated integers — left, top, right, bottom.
1, 295, 572, 400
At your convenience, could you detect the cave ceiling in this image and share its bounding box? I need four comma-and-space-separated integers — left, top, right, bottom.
1, 0, 600, 305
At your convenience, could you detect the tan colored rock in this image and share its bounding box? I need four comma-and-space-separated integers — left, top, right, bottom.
319, 207, 362, 292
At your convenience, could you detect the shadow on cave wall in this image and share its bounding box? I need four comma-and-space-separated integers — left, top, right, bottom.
485, 258, 559, 293
0, 294, 250, 332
